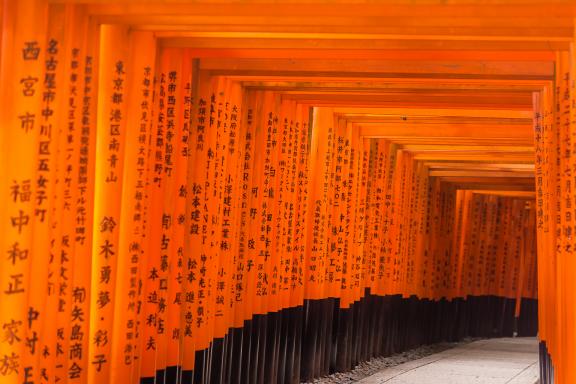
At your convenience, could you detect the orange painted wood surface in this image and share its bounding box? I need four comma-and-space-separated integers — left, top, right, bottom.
0, 1, 569, 383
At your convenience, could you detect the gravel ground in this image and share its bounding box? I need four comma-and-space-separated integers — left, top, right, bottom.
302, 339, 472, 383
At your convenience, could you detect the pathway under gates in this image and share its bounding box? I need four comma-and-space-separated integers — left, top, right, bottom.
358, 338, 539, 384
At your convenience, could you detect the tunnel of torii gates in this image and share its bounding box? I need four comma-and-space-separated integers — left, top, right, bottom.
6, 1, 576, 384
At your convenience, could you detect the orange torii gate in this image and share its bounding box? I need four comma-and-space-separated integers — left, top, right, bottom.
1, 1, 574, 384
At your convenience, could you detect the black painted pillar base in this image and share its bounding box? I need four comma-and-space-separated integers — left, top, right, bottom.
539, 341, 555, 384
138, 293, 538, 384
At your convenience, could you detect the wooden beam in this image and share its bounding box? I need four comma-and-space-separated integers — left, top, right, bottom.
240, 80, 546, 92
439, 176, 534, 183
391, 138, 535, 146
412, 153, 534, 161
401, 145, 534, 152
471, 190, 536, 198
446, 183, 535, 191
181, 48, 557, 61
165, 37, 569, 52
199, 58, 554, 79
281, 92, 532, 109
425, 162, 535, 171
80, 3, 576, 21
350, 116, 531, 123
335, 107, 533, 118
429, 170, 533, 177
358, 125, 532, 139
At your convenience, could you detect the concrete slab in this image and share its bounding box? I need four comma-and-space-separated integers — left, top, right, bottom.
357, 338, 539, 384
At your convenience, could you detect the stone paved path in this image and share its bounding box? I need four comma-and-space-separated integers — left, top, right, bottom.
357, 338, 539, 384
